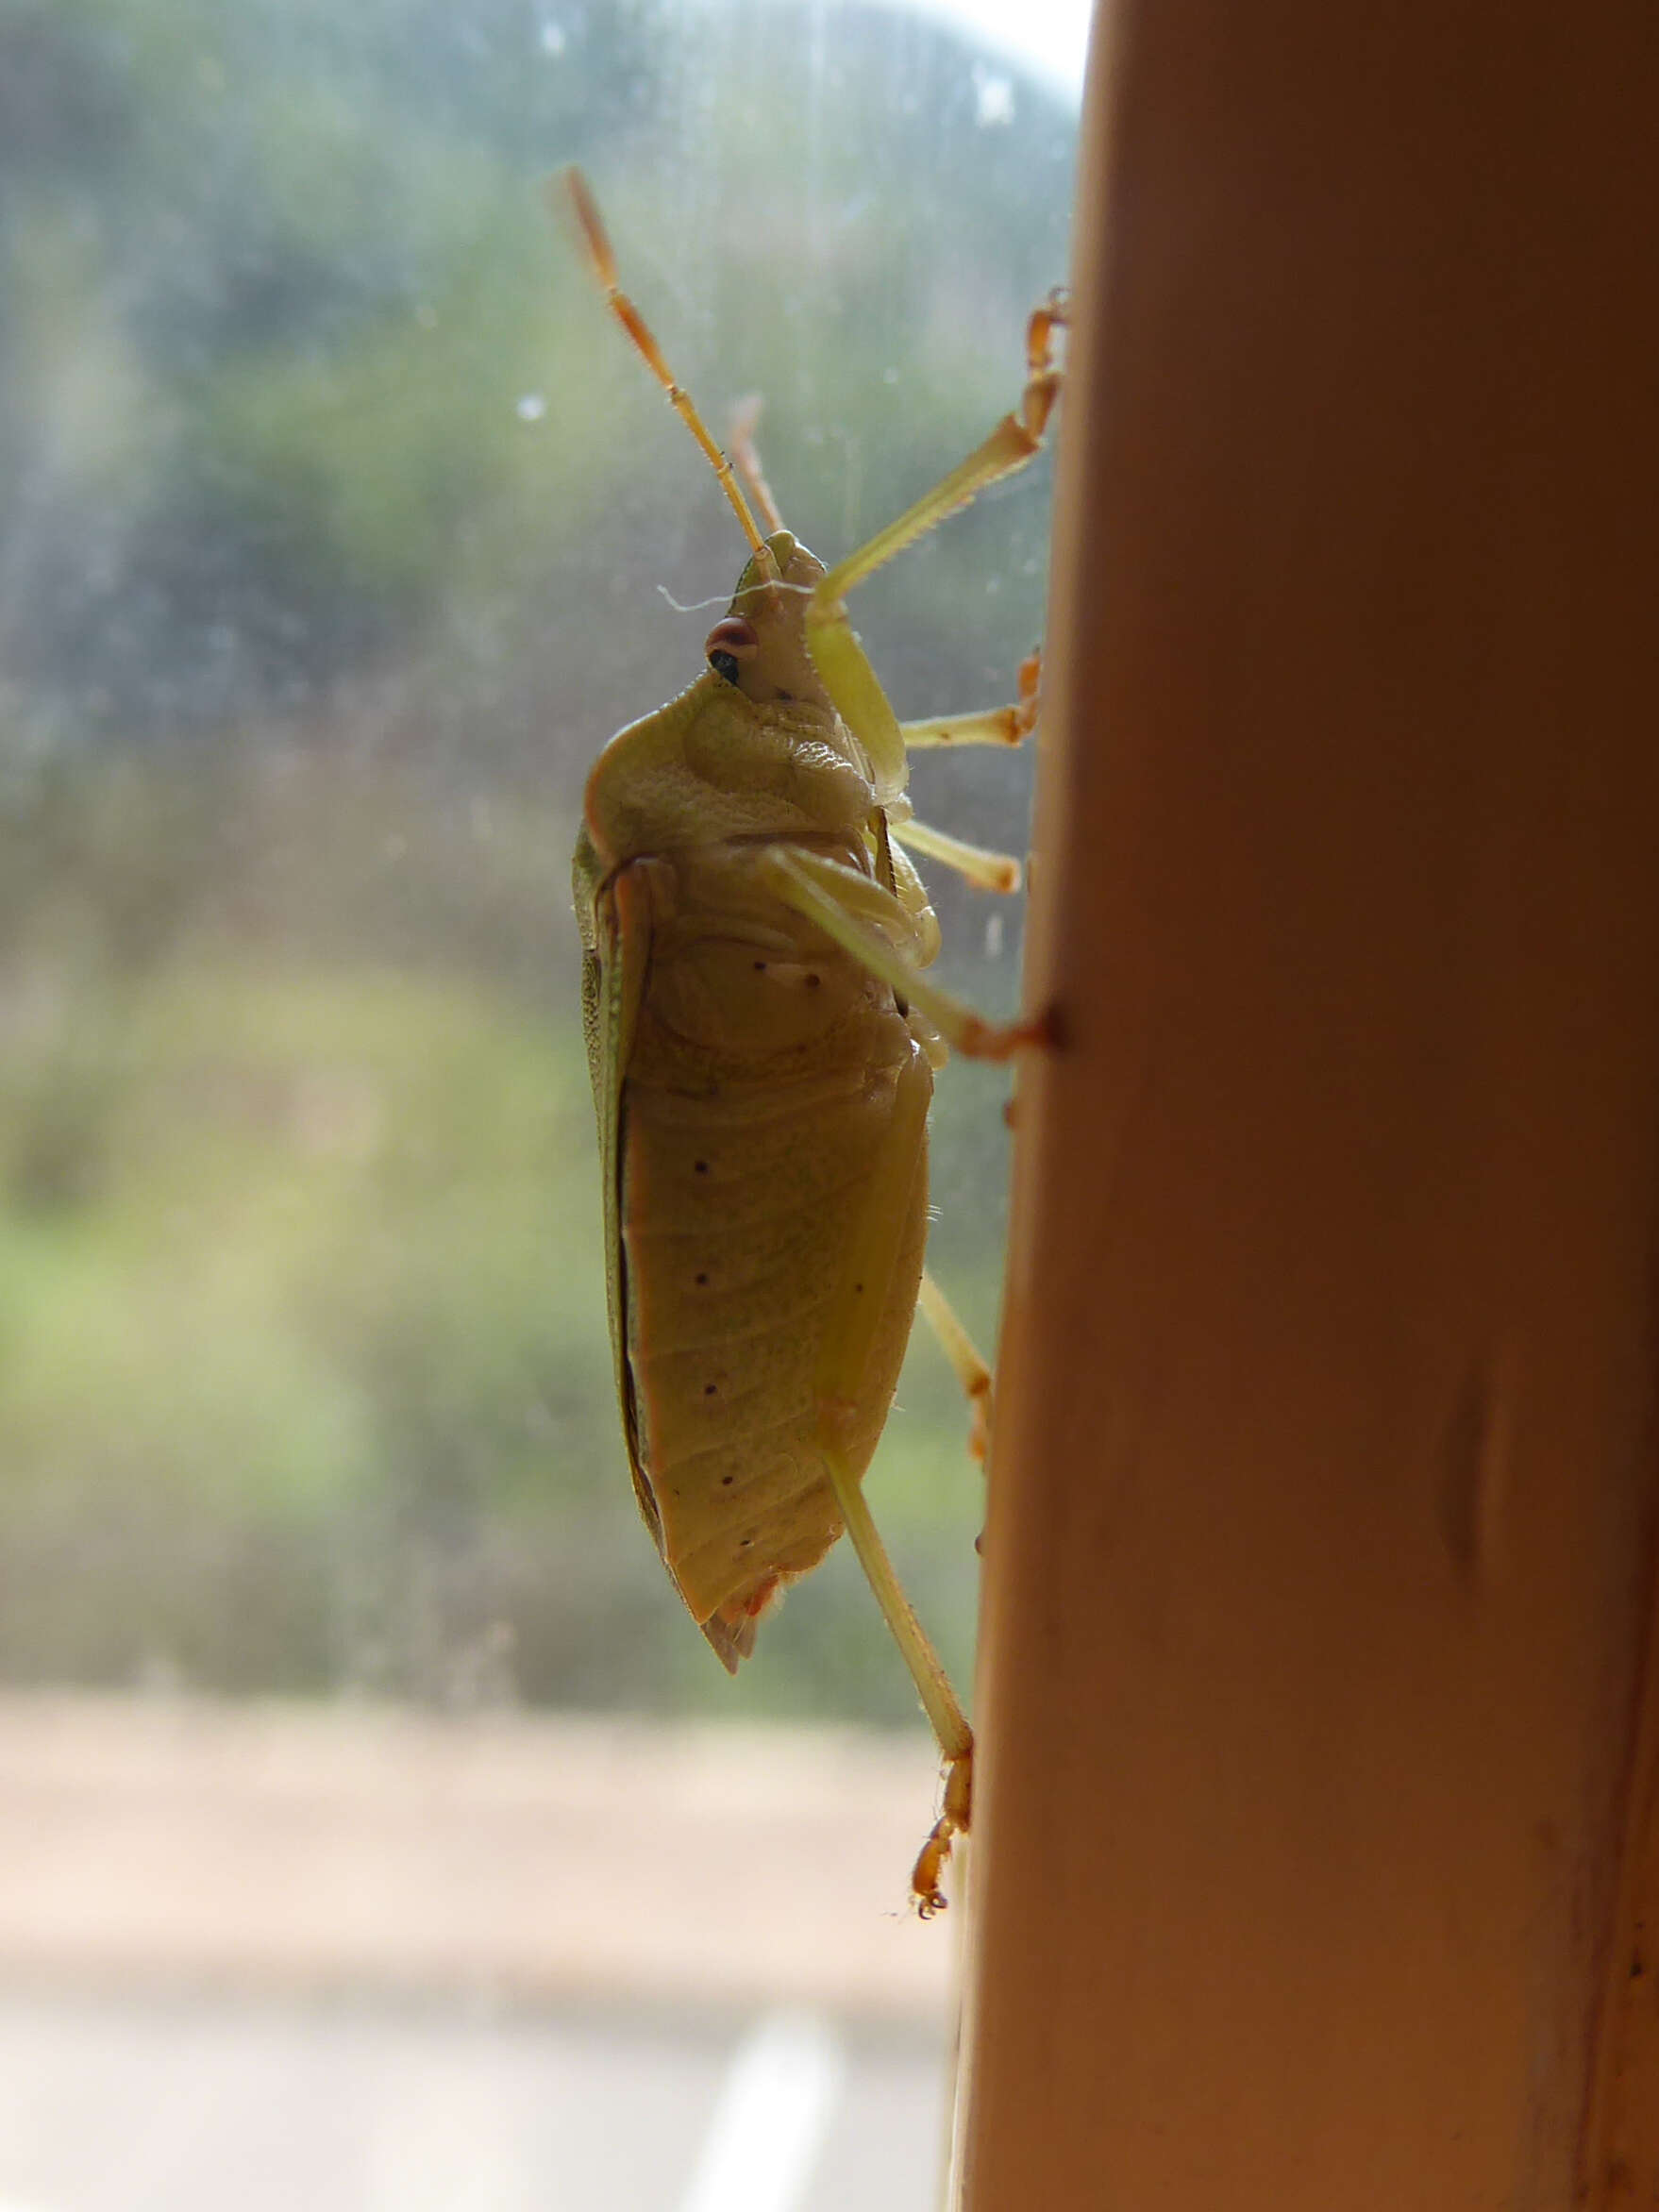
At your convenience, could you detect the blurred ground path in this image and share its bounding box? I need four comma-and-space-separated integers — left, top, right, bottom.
0, 1990, 948, 2212
0, 1696, 955, 2208
0, 1693, 954, 2022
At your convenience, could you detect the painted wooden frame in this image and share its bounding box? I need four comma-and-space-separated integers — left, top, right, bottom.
952, 0, 1659, 2202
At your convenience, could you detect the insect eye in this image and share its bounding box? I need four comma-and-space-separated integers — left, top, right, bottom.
704, 616, 759, 683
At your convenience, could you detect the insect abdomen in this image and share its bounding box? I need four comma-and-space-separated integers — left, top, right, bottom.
619, 936, 930, 1648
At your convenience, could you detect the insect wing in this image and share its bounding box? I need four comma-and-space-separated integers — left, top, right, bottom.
573, 834, 662, 1549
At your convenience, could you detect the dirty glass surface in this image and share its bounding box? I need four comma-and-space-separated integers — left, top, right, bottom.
0, 0, 1081, 2202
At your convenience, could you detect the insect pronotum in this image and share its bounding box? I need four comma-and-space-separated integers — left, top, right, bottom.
563, 169, 1064, 1913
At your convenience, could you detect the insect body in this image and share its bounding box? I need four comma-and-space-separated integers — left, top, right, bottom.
564, 170, 1063, 1912
575, 529, 937, 1664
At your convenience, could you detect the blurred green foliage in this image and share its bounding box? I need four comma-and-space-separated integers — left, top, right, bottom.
0, 0, 1073, 1721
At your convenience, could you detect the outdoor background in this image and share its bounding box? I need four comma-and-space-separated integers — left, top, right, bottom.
0, 2, 1081, 2202
0, 0, 1077, 1731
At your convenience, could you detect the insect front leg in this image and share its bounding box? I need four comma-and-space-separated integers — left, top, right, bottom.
801, 297, 1064, 800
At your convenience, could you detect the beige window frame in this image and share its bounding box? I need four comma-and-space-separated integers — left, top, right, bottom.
950, 0, 1659, 2203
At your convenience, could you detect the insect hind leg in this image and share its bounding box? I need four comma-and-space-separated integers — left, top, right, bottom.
818, 1429, 975, 1916
809, 1043, 974, 1913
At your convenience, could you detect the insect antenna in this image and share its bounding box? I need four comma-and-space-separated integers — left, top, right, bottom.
558, 168, 769, 561
729, 396, 786, 535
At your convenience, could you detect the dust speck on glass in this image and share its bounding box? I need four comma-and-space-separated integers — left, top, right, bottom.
0, 0, 1078, 1726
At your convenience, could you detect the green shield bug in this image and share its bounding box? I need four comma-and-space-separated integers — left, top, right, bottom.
562, 170, 1063, 1914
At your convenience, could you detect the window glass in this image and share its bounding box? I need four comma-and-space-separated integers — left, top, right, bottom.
0, 0, 1081, 2201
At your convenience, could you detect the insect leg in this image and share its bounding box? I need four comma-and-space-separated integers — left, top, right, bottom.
813, 300, 1064, 615
810, 1043, 973, 1914
899, 648, 1043, 750
892, 818, 1022, 895
891, 642, 1040, 887
728, 396, 786, 535
753, 846, 1052, 1062
804, 301, 1064, 772
822, 1431, 974, 1915
917, 1270, 994, 1464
